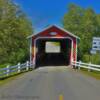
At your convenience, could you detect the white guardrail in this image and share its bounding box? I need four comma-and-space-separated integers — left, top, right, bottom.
0, 61, 34, 78
72, 61, 100, 72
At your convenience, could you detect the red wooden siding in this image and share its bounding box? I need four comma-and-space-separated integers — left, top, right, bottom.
30, 25, 78, 65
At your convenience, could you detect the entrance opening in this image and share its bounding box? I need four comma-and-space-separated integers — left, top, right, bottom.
35, 38, 72, 68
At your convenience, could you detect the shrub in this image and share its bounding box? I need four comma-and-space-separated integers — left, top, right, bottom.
82, 53, 100, 65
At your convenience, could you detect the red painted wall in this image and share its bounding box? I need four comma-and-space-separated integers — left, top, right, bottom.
31, 26, 77, 65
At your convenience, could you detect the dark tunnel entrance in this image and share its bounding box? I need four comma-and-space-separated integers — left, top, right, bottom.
35, 38, 72, 68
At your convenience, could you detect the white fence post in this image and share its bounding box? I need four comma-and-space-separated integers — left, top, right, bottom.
88, 62, 91, 72
7, 65, 10, 76
75, 61, 77, 69
26, 61, 29, 71
18, 63, 21, 73
78, 60, 81, 70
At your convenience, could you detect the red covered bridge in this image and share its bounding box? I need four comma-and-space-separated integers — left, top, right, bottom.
27, 25, 79, 68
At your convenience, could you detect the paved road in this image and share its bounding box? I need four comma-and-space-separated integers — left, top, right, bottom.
0, 67, 100, 100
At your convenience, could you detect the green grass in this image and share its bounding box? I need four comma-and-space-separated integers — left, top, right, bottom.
0, 67, 30, 79
0, 64, 11, 78
0, 63, 33, 80
0, 63, 10, 69
79, 68, 100, 80
0, 71, 28, 86
0, 69, 33, 86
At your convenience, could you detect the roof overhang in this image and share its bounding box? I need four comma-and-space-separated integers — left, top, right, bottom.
27, 25, 80, 40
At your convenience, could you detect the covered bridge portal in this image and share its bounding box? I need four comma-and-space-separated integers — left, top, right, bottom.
28, 25, 79, 68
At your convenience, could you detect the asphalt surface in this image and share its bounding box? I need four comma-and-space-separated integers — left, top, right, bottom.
0, 66, 100, 100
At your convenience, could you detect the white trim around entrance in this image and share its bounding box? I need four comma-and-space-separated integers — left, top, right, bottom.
33, 37, 74, 67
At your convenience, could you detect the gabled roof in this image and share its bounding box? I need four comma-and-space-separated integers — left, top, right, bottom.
27, 25, 80, 39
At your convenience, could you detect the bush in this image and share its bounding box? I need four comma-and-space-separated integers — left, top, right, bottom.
0, 63, 11, 69
82, 53, 100, 65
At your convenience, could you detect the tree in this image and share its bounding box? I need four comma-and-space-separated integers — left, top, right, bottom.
63, 4, 100, 59
95, 14, 100, 36
0, 0, 33, 64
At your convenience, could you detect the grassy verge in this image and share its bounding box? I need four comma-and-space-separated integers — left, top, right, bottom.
0, 63, 11, 68
0, 69, 33, 86
79, 68, 100, 80
0, 63, 33, 85
0, 71, 27, 86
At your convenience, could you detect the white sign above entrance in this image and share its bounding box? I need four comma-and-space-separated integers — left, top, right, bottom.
50, 32, 57, 35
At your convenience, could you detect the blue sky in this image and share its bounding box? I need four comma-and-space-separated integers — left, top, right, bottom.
14, 0, 100, 32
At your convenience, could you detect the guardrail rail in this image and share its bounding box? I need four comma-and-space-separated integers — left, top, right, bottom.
72, 61, 100, 72
0, 61, 34, 78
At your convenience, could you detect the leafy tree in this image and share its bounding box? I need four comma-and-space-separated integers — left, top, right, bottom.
95, 14, 100, 36
63, 4, 100, 60
0, 0, 33, 65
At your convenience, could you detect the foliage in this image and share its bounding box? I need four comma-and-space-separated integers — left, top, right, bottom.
0, 0, 33, 65
63, 4, 100, 61
0, 63, 11, 69
82, 53, 100, 65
